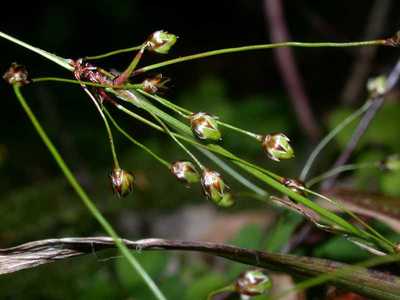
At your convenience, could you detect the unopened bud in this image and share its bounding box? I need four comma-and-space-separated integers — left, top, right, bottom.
281, 178, 306, 194
235, 269, 271, 296
110, 168, 134, 197
261, 133, 294, 161
3, 63, 30, 86
367, 75, 387, 96
142, 74, 169, 94
190, 112, 221, 141
170, 160, 200, 186
381, 154, 400, 171
201, 169, 234, 207
147, 30, 177, 54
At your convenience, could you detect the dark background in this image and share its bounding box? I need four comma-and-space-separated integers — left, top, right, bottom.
1, 1, 400, 299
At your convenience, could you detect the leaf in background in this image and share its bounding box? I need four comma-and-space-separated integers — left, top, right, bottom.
185, 272, 226, 300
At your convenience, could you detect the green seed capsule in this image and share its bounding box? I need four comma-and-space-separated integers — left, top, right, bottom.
235, 269, 271, 296
110, 168, 134, 198
201, 169, 234, 207
262, 133, 294, 162
147, 30, 177, 54
190, 112, 221, 141
170, 160, 200, 186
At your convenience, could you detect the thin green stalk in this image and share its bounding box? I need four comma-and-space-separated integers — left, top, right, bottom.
137, 90, 191, 116
299, 100, 373, 181
81, 86, 120, 169
306, 162, 378, 187
85, 45, 144, 60
13, 85, 166, 300
150, 112, 205, 169
133, 40, 386, 75
104, 108, 170, 168
304, 188, 394, 253
0, 31, 73, 71
217, 121, 261, 139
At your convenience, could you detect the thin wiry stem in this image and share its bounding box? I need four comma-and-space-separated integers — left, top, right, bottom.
12, 85, 166, 300
85, 45, 144, 60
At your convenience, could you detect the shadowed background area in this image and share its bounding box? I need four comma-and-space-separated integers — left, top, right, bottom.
1, 1, 400, 299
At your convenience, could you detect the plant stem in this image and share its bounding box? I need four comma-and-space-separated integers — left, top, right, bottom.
306, 162, 378, 187
81, 87, 120, 169
13, 85, 166, 300
0, 31, 73, 71
299, 100, 372, 181
85, 45, 144, 60
133, 40, 386, 75
104, 108, 171, 168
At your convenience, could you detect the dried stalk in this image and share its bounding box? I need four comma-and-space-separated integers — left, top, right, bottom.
1, 237, 400, 299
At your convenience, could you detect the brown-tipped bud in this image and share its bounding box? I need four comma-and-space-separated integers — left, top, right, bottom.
201, 169, 234, 207
281, 178, 306, 195
3, 63, 30, 86
142, 74, 169, 94
146, 30, 177, 54
110, 168, 134, 197
170, 160, 200, 186
261, 133, 294, 162
235, 269, 271, 296
384, 31, 400, 47
190, 112, 221, 141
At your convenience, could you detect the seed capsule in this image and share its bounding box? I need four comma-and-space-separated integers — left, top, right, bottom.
147, 30, 177, 54
281, 177, 306, 195
190, 112, 221, 141
201, 169, 234, 207
110, 168, 134, 197
235, 269, 271, 296
261, 133, 294, 161
3, 63, 30, 86
170, 160, 200, 186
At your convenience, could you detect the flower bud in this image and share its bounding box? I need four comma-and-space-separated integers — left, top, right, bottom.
261, 133, 294, 161
142, 74, 169, 94
281, 177, 306, 195
201, 169, 234, 207
190, 112, 221, 141
147, 30, 177, 54
367, 75, 387, 96
3, 63, 30, 86
110, 168, 134, 197
170, 160, 200, 186
381, 154, 400, 171
235, 269, 271, 296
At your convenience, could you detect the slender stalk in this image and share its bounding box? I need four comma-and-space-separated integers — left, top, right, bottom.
114, 45, 147, 86
217, 121, 261, 139
306, 162, 378, 187
104, 108, 170, 168
150, 112, 204, 169
299, 100, 372, 181
0, 31, 73, 71
133, 40, 386, 75
12, 85, 166, 300
81, 86, 120, 168
85, 45, 144, 60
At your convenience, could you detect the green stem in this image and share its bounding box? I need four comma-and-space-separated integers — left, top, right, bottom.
81, 86, 120, 169
13, 85, 166, 300
104, 108, 171, 168
304, 188, 394, 252
134, 40, 386, 75
299, 100, 372, 181
217, 121, 261, 139
306, 162, 378, 187
0, 31, 73, 71
85, 45, 144, 60
150, 112, 204, 169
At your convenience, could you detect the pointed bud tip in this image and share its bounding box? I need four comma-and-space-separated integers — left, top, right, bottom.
110, 168, 134, 197
261, 133, 294, 162
170, 160, 200, 186
147, 30, 177, 54
190, 112, 222, 141
3, 63, 30, 86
